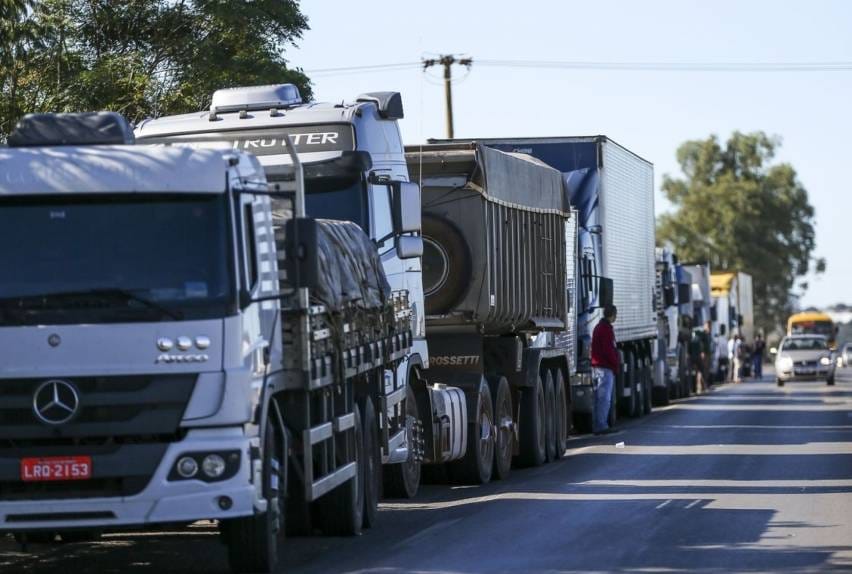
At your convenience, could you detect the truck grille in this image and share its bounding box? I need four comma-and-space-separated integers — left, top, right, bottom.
0, 375, 194, 500
0, 375, 195, 443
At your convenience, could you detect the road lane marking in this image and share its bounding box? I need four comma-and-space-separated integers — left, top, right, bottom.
685, 499, 701, 509
567, 442, 852, 455
655, 499, 672, 509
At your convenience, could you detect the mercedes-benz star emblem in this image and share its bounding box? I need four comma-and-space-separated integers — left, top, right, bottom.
47, 334, 61, 347
32, 380, 80, 425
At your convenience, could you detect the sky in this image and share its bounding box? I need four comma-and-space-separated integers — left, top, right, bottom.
290, 0, 852, 309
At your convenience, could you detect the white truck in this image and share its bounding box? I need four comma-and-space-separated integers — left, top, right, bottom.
0, 106, 420, 573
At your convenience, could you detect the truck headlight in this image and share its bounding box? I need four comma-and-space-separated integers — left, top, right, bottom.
202, 454, 227, 479
820, 356, 831, 366
778, 357, 794, 370
169, 451, 241, 482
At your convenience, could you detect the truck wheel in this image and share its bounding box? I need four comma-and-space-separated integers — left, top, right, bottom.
318, 404, 363, 536
643, 361, 653, 415
617, 351, 630, 417
544, 372, 557, 462
827, 376, 835, 386
222, 421, 285, 574
383, 385, 421, 499
361, 397, 381, 528
448, 379, 494, 484
488, 376, 513, 481
553, 370, 569, 458
776, 379, 784, 387
516, 374, 547, 467
422, 215, 471, 315
630, 354, 642, 418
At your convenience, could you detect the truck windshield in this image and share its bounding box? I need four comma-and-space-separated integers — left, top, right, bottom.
0, 194, 235, 325
304, 175, 368, 231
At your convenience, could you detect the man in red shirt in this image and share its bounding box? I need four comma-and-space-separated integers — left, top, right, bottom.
591, 305, 619, 434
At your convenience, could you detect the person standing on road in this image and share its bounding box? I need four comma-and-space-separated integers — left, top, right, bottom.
729, 334, 743, 383
752, 333, 765, 380
715, 325, 729, 382
591, 305, 619, 435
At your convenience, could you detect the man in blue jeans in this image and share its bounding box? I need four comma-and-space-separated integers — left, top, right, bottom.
591, 305, 619, 435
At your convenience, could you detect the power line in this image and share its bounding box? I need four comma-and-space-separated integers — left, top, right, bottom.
305, 62, 420, 75
473, 59, 852, 72
304, 59, 852, 75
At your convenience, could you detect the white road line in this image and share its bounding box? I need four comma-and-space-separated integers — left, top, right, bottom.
685, 499, 702, 509
655, 499, 672, 509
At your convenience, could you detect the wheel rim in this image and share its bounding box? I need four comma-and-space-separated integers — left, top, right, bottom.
479, 401, 494, 469
402, 413, 421, 488
496, 389, 513, 466
536, 384, 546, 456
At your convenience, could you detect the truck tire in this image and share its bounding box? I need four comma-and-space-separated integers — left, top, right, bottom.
448, 379, 494, 484
553, 369, 569, 459
383, 385, 421, 499
516, 374, 547, 467
827, 375, 835, 386
361, 397, 380, 529
222, 421, 285, 574
422, 215, 471, 315
630, 354, 642, 418
643, 360, 653, 415
317, 404, 363, 536
544, 372, 557, 462
488, 376, 513, 481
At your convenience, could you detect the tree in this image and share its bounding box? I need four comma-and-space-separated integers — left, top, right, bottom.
1, 0, 311, 138
657, 131, 824, 336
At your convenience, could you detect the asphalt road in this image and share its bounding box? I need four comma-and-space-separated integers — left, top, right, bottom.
3, 368, 852, 574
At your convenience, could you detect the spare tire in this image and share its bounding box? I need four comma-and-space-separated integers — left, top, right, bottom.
422, 215, 471, 315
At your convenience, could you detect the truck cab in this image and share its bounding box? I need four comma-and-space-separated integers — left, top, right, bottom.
136, 85, 426, 366
136, 84, 426, 500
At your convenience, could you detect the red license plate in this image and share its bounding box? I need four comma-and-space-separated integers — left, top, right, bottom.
20, 456, 92, 482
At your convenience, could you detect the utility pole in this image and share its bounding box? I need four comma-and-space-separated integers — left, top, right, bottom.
422, 55, 473, 139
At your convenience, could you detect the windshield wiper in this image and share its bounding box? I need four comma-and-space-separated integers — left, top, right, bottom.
0, 288, 184, 320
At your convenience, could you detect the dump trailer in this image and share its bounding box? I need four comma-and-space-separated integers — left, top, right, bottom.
653, 248, 692, 405
431, 136, 657, 426
0, 108, 416, 574
137, 84, 427, 499
406, 142, 577, 481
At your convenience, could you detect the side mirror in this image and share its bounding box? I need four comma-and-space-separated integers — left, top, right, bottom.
392, 182, 421, 234
769, 347, 778, 355
599, 277, 614, 309
396, 236, 423, 260
677, 283, 692, 304
663, 285, 676, 308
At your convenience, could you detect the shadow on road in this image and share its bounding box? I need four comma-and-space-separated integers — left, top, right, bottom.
1, 379, 851, 574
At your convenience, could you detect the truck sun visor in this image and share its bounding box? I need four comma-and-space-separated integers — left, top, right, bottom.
7, 112, 135, 147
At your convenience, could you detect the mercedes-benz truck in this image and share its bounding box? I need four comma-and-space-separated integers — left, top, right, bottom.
0, 108, 417, 574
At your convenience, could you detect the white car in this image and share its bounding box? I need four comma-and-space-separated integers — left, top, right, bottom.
772, 335, 836, 386
839, 342, 852, 368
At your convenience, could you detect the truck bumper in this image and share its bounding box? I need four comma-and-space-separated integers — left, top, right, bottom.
0, 430, 259, 532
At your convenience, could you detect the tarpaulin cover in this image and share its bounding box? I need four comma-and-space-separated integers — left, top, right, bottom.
312, 219, 391, 311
